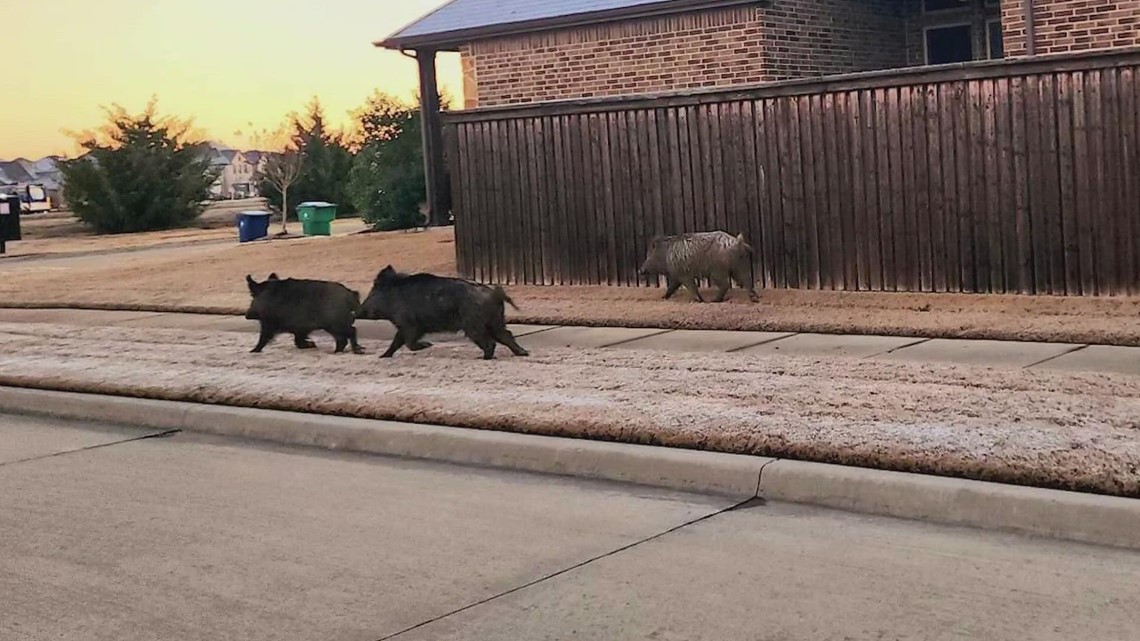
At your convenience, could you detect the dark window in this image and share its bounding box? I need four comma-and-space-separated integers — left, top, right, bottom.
926, 24, 974, 65
924, 0, 969, 11
987, 20, 1004, 59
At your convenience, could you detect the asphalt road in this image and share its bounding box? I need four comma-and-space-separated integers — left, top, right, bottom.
3, 413, 1139, 641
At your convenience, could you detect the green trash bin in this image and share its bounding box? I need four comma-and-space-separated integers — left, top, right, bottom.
297, 201, 337, 236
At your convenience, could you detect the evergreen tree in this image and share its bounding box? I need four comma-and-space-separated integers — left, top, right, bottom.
58, 101, 215, 234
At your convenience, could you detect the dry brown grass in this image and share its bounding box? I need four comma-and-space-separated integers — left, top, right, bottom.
2, 321, 1138, 496
2, 227, 1139, 345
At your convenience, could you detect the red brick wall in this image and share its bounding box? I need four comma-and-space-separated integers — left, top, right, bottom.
460, 2, 907, 109
1003, 0, 1140, 57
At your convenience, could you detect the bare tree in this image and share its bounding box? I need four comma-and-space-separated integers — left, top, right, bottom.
260, 149, 303, 235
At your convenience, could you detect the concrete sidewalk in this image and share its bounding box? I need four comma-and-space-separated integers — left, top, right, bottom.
5, 413, 1140, 641
1, 307, 1137, 375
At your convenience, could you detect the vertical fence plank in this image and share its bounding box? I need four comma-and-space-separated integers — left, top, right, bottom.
706, 103, 725, 237
1025, 74, 1047, 294
1097, 69, 1121, 294
763, 98, 787, 288
995, 79, 1018, 292
1072, 72, 1096, 295
967, 80, 989, 293
1039, 75, 1065, 294
782, 96, 805, 288
481, 120, 500, 283
952, 80, 975, 293
1056, 75, 1079, 295
925, 84, 947, 292
940, 83, 962, 293
982, 79, 1004, 293
809, 94, 832, 290
643, 109, 665, 286
1011, 77, 1034, 293
861, 90, 883, 291
898, 86, 918, 291
877, 87, 898, 292
740, 101, 763, 288
800, 95, 821, 289
1121, 68, 1139, 295
907, 84, 934, 289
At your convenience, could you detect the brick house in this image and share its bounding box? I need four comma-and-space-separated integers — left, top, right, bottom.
382, 0, 1140, 109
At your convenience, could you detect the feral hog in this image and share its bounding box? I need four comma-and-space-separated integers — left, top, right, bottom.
244, 273, 365, 354
638, 231, 759, 303
358, 266, 530, 360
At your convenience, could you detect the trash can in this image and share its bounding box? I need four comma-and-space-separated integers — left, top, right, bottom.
297, 201, 337, 237
0, 193, 22, 255
236, 211, 272, 243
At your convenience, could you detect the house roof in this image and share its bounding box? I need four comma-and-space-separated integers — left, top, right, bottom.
0, 161, 34, 184
378, 0, 759, 50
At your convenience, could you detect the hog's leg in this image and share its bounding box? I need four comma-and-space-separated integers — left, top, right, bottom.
467, 328, 497, 360
663, 277, 682, 300
333, 334, 349, 353
251, 324, 277, 353
712, 272, 732, 303
681, 277, 705, 302
294, 332, 318, 349
347, 326, 366, 355
732, 263, 760, 303
380, 329, 407, 358
405, 328, 432, 352
492, 324, 529, 357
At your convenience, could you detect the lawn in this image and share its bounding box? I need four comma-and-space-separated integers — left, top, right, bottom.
2, 226, 1139, 345
1, 320, 1138, 497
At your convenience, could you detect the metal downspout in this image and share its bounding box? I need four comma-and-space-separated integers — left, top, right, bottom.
1024, 0, 1037, 56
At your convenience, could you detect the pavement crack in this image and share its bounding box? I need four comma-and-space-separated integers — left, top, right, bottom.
0, 429, 180, 468
373, 497, 754, 641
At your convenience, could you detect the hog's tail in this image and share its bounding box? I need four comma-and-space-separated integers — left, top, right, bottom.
493, 285, 520, 311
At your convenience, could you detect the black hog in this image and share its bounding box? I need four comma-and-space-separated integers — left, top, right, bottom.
244, 273, 365, 354
357, 265, 530, 360
638, 230, 759, 303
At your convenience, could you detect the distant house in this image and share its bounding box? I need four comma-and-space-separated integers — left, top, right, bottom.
382, 0, 1140, 109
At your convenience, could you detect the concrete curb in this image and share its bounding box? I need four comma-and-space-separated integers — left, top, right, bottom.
3, 386, 1139, 550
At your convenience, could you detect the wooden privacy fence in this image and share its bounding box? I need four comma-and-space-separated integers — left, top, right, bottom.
443, 49, 1140, 296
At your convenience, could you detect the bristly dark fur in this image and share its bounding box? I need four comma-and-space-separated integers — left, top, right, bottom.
638, 230, 759, 303
358, 265, 530, 360
244, 274, 365, 354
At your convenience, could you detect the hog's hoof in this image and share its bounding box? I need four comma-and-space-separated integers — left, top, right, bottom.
352, 347, 366, 355
514, 350, 530, 357
409, 341, 433, 351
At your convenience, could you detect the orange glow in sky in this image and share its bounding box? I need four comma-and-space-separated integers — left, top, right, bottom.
0, 0, 460, 159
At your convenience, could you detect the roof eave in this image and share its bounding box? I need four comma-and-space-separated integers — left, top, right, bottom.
375, 0, 767, 51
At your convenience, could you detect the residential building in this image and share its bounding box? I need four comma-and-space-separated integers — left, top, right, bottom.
382, 0, 1140, 109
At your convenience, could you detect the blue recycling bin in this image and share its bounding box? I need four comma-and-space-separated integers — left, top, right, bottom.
237, 211, 272, 243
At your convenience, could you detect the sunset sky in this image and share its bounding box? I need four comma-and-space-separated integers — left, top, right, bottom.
1, 0, 461, 159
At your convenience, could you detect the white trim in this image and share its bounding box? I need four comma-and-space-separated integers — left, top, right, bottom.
923, 21, 976, 66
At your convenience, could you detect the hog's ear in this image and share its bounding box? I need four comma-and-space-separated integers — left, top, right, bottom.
267, 272, 280, 281
379, 265, 396, 280
246, 274, 262, 296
